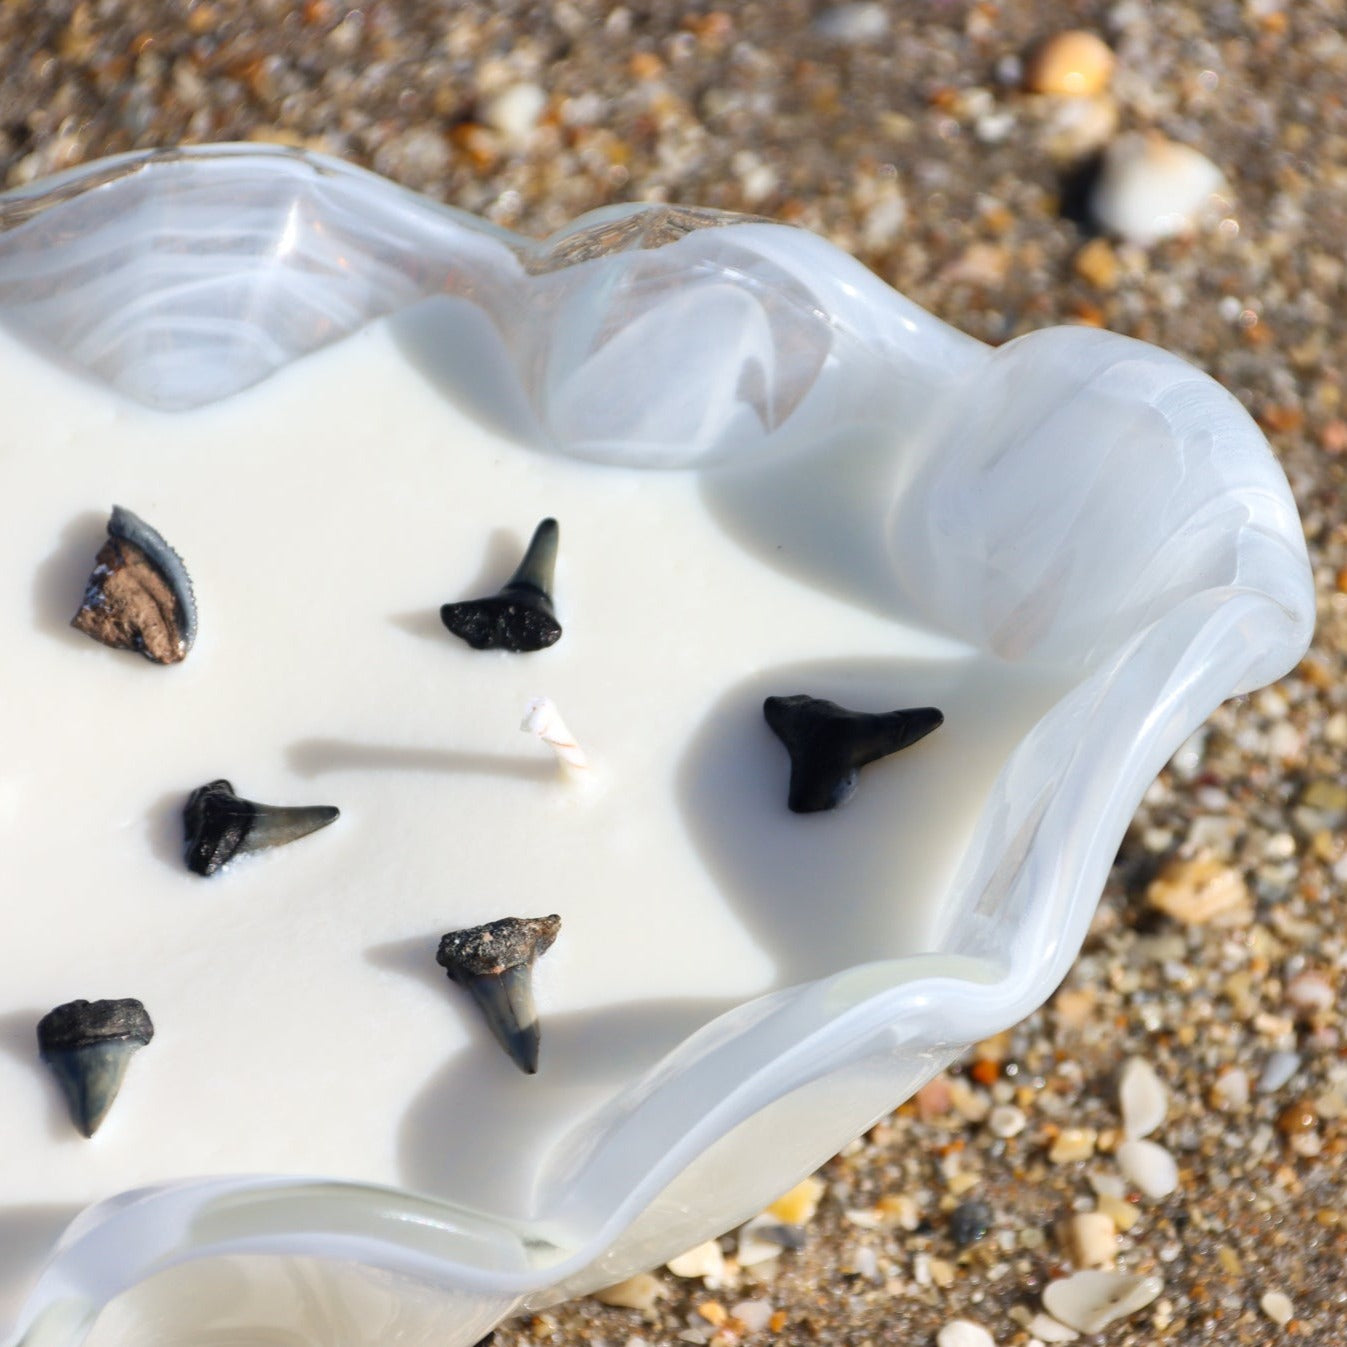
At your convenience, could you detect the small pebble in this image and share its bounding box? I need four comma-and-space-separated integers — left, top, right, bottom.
812, 2, 888, 43
845, 1242, 879, 1280
1040, 93, 1119, 162
1116, 1139, 1180, 1199
1049, 1127, 1098, 1164
936, 1320, 995, 1347
928, 1257, 956, 1288
729, 1300, 774, 1333
1275, 1097, 1318, 1137
1118, 1057, 1167, 1138
1285, 969, 1335, 1015
1145, 856, 1250, 925
1260, 1290, 1295, 1326
737, 1218, 804, 1267
1063, 1211, 1118, 1269
1024, 30, 1115, 96
1042, 1271, 1164, 1333
593, 1273, 665, 1311
1212, 1066, 1251, 1110
767, 1176, 824, 1225
481, 83, 546, 143
1026, 1312, 1080, 1343
667, 1240, 725, 1280
949, 1198, 994, 1247
1073, 237, 1119, 290
1095, 1193, 1140, 1233
1259, 1050, 1302, 1095
697, 1300, 728, 1327
987, 1104, 1027, 1138
1090, 132, 1228, 247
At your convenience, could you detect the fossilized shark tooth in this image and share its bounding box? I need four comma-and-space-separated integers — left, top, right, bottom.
440, 518, 562, 652
71, 505, 197, 664
763, 694, 943, 813
183, 778, 339, 876
436, 914, 561, 1074
37, 998, 154, 1138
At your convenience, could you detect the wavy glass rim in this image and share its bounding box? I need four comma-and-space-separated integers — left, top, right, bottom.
0, 145, 1315, 1340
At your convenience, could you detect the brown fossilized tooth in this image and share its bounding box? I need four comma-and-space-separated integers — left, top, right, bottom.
71, 505, 197, 664
436, 915, 560, 1074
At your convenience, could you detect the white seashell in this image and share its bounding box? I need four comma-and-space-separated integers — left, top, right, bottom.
666, 1238, 725, 1279
937, 1320, 996, 1347
1090, 132, 1227, 245
1116, 1138, 1180, 1198
1118, 1057, 1167, 1138
1027, 1311, 1080, 1343
1260, 1290, 1294, 1325
1043, 1270, 1164, 1333
988, 1103, 1028, 1138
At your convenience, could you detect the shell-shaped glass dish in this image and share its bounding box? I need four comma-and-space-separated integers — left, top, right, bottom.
1, 146, 1312, 1347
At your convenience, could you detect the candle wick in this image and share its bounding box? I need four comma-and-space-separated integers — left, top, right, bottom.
522, 697, 590, 777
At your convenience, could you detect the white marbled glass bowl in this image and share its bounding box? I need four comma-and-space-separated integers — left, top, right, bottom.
0, 145, 1313, 1347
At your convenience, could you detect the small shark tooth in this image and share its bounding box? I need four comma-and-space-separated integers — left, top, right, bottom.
37, 998, 154, 1138
436, 914, 560, 1074
440, 518, 562, 652
183, 778, 339, 876
763, 694, 944, 813
71, 505, 197, 664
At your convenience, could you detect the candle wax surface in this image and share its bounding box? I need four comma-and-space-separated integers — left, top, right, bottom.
0, 311, 1068, 1312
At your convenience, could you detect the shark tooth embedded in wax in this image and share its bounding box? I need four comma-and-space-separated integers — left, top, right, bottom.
436, 914, 561, 1074
71, 505, 197, 664
182, 779, 340, 876
440, 518, 562, 652
37, 998, 154, 1138
763, 694, 944, 813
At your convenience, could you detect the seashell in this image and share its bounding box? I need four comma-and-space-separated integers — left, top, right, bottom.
440, 518, 562, 652
1116, 1137, 1179, 1198
37, 998, 154, 1138
183, 779, 339, 876
437, 915, 561, 1074
762, 695, 943, 813
935, 1321, 994, 1347
1042, 1270, 1163, 1333
1118, 1056, 1167, 1138
70, 505, 197, 664
1089, 132, 1227, 246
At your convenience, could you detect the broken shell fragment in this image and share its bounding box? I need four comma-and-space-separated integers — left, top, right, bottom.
183, 778, 339, 876
436, 914, 561, 1074
37, 998, 154, 1138
71, 505, 197, 663
440, 518, 562, 652
763, 694, 943, 813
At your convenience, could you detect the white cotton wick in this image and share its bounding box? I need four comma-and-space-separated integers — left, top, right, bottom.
522, 697, 591, 777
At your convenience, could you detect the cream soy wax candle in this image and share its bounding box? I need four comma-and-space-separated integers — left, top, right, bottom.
0, 148, 1314, 1347
0, 313, 1058, 1321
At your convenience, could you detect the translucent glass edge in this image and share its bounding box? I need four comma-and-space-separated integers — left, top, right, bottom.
0, 146, 1316, 1337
